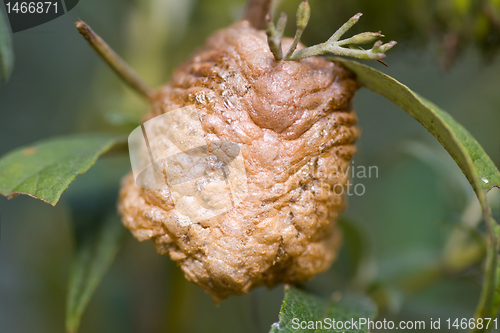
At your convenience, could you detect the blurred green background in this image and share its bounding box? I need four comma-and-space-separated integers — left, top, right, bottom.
0, 0, 499, 332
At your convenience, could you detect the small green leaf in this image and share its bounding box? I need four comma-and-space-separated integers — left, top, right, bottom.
0, 6, 14, 80
66, 213, 125, 333
0, 134, 127, 205
331, 58, 500, 331
270, 286, 376, 333
332, 58, 500, 197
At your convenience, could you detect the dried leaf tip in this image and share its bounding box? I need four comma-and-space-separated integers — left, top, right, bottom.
265, 3, 396, 62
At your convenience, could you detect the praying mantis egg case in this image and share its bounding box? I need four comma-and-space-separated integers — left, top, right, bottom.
118, 20, 360, 302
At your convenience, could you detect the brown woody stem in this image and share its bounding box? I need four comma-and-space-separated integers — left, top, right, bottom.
75, 20, 154, 101
243, 0, 274, 29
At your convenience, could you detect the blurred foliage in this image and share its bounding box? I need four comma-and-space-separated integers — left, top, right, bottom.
0, 4, 14, 80
269, 287, 377, 333
282, 0, 500, 69
333, 58, 500, 330
1, 0, 500, 333
66, 212, 125, 333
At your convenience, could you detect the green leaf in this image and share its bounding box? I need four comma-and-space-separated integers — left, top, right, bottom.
332, 58, 500, 196
66, 213, 125, 333
331, 58, 500, 331
270, 286, 377, 333
0, 5, 14, 80
0, 134, 127, 205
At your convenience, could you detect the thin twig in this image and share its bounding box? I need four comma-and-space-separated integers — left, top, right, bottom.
243, 0, 274, 29
284, 0, 310, 60
75, 20, 154, 101
265, 2, 396, 62
288, 12, 397, 61
266, 13, 286, 60
290, 40, 396, 61
328, 13, 363, 43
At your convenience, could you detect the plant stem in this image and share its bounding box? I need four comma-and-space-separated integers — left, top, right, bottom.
166, 266, 194, 333
291, 42, 392, 61
266, 2, 396, 62
284, 0, 310, 60
243, 0, 274, 29
266, 13, 286, 60
75, 20, 154, 101
328, 13, 363, 43
473, 220, 500, 332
